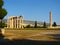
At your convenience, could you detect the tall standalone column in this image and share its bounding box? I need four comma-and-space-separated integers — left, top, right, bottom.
49, 11, 52, 28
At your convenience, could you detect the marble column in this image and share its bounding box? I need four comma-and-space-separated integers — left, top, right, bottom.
15, 18, 16, 28
10, 18, 11, 28
19, 17, 21, 28
12, 18, 13, 28
49, 11, 52, 28
17, 17, 18, 28
21, 17, 23, 28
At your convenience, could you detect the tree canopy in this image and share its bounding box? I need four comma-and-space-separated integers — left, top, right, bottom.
34, 21, 37, 28
43, 21, 47, 28
0, 8, 7, 19
0, 0, 4, 8
0, 0, 7, 20
52, 22, 57, 27
0, 0, 7, 28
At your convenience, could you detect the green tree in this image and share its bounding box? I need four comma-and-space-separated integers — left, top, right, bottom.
0, 0, 4, 8
0, 22, 6, 28
34, 21, 37, 28
26, 24, 31, 28
43, 21, 46, 28
0, 0, 7, 28
52, 22, 57, 27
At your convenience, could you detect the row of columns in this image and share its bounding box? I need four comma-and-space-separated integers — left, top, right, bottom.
7, 16, 23, 28
7, 11, 52, 28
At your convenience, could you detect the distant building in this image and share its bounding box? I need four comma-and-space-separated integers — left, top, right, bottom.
23, 20, 48, 27
7, 16, 23, 28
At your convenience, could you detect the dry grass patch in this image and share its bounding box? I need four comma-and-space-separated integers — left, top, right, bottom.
27, 35, 59, 41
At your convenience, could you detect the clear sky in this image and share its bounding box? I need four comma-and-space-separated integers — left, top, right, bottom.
3, 0, 60, 25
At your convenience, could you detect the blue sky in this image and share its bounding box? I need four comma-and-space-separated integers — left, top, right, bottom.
3, 0, 60, 25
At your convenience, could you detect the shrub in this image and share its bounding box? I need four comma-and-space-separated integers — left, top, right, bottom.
52, 22, 57, 27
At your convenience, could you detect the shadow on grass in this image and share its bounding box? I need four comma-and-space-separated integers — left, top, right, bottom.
0, 30, 60, 45
46, 34, 60, 41
0, 38, 60, 45
0, 33, 60, 45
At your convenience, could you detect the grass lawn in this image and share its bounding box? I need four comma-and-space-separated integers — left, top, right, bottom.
4, 28, 60, 30
3, 28, 60, 41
